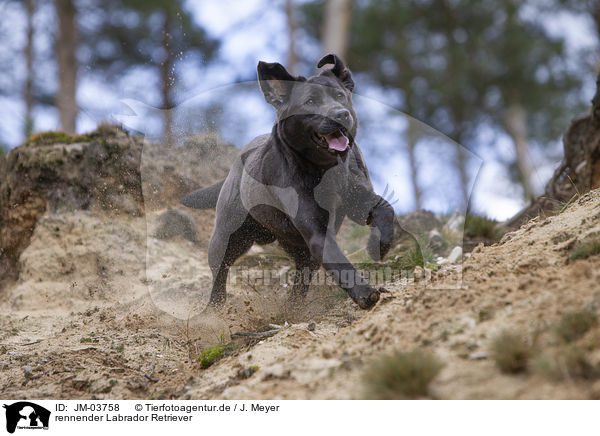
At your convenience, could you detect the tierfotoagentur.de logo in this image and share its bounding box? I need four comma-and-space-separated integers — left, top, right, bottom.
2, 402, 50, 434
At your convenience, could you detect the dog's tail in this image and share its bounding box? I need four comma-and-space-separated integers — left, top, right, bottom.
180, 179, 225, 209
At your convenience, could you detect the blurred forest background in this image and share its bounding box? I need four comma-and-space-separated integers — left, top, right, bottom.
0, 0, 598, 219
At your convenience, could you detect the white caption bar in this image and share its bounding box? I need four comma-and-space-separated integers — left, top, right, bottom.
0, 400, 596, 436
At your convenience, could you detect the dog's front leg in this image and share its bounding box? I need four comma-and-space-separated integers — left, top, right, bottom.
294, 211, 381, 309
345, 184, 395, 261
315, 233, 381, 309
366, 196, 395, 261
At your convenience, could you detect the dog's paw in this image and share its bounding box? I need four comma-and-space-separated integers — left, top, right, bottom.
354, 286, 381, 309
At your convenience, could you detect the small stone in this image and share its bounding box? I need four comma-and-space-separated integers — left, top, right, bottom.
153, 208, 198, 242
442, 246, 463, 264
469, 351, 488, 360
23, 365, 33, 378
307, 322, 316, 331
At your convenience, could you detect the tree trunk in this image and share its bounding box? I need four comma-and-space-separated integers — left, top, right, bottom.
55, 0, 78, 133
505, 73, 600, 230
160, 9, 174, 148
450, 104, 470, 210
406, 121, 422, 211
24, 0, 35, 138
454, 139, 469, 210
504, 103, 536, 203
285, 0, 298, 74
592, 1, 600, 44
322, 0, 352, 58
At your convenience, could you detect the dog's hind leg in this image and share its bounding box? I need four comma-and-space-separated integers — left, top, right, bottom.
207, 219, 257, 307
279, 242, 320, 306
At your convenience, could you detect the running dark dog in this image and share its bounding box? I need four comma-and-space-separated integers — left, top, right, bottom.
182, 54, 394, 309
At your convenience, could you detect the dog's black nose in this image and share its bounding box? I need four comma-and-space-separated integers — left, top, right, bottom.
334, 109, 350, 123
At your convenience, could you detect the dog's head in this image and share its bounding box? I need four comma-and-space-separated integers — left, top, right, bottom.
257, 54, 357, 165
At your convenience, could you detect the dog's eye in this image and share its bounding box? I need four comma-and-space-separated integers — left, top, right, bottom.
336, 92, 344, 100
305, 98, 315, 105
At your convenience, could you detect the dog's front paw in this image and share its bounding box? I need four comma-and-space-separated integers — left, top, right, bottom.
353, 285, 381, 309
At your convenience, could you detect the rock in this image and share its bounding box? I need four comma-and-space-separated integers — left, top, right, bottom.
448, 246, 463, 263
469, 351, 488, 360
248, 245, 264, 255
0, 126, 144, 282
0, 125, 238, 283
153, 208, 198, 242
440, 246, 463, 265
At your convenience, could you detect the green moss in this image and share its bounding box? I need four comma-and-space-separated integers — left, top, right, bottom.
80, 337, 93, 343
363, 349, 443, 399
392, 247, 425, 270
570, 238, 600, 261
198, 343, 235, 369
490, 330, 532, 374
26, 131, 93, 146
464, 214, 502, 241
555, 310, 597, 343
360, 239, 432, 274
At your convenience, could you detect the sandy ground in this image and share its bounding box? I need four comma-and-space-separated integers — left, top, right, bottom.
1, 186, 599, 399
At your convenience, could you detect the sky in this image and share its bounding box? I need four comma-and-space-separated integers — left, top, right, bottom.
1, 0, 597, 220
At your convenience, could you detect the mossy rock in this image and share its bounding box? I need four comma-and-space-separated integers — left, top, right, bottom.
26, 131, 94, 146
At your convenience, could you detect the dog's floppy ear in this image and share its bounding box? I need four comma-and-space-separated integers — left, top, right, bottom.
317, 53, 354, 92
257, 61, 299, 108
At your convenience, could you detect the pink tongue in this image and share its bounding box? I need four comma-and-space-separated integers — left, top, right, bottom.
324, 132, 349, 151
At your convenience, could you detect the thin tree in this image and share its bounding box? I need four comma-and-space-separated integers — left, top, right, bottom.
322, 0, 352, 58
55, 0, 78, 133
24, 0, 35, 138
80, 0, 217, 147
286, 0, 298, 75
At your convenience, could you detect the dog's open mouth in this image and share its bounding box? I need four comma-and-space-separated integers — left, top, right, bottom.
315, 129, 350, 153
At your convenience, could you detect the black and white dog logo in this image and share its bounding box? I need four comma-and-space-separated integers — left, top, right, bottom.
3, 402, 50, 433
